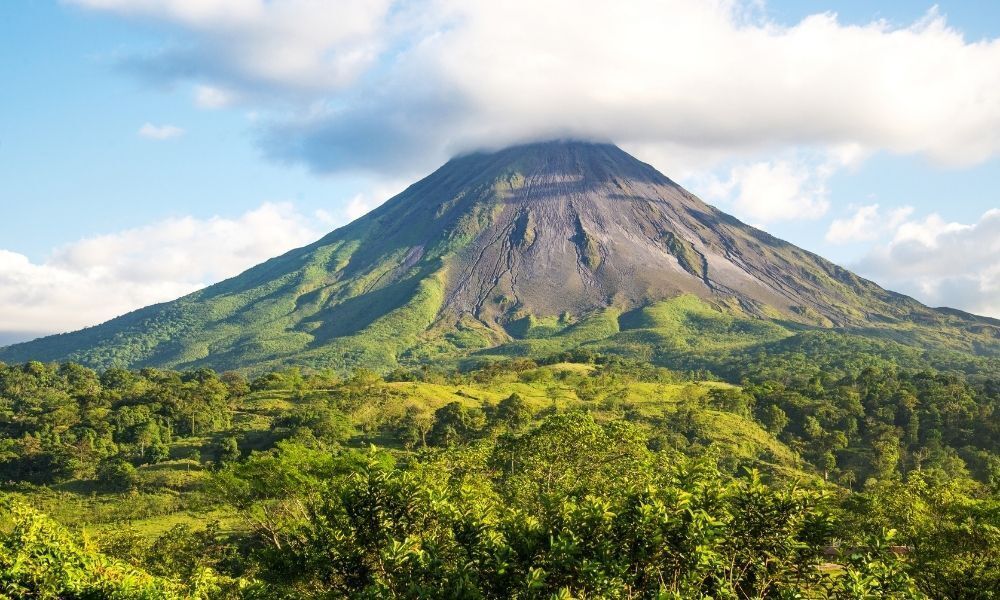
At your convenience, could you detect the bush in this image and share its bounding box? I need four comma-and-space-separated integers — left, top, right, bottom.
97, 457, 139, 491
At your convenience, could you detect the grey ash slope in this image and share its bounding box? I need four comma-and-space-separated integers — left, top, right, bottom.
2, 141, 997, 372
436, 142, 916, 326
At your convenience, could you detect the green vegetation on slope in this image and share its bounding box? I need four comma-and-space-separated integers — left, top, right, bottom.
0, 499, 185, 598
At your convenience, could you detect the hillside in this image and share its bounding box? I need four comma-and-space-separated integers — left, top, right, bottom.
3, 356, 997, 597
2, 141, 998, 373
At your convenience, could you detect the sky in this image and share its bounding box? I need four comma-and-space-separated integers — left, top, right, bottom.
1, 0, 999, 345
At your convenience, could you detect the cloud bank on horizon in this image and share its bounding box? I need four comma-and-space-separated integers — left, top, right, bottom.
2, 0, 998, 343
856, 209, 1000, 319
0, 204, 330, 344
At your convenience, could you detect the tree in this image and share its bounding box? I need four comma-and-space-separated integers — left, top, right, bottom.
491, 393, 532, 429
218, 436, 240, 464
277, 403, 355, 446
220, 371, 250, 398
97, 457, 139, 491
708, 387, 754, 416
145, 522, 230, 582
490, 412, 652, 505
761, 404, 789, 435
394, 405, 434, 448
132, 421, 162, 463
206, 441, 355, 551
427, 402, 484, 447
147, 441, 170, 464
871, 433, 901, 480
177, 372, 231, 435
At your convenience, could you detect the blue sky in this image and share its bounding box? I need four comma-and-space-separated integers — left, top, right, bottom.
1, 0, 999, 342
1, 2, 368, 259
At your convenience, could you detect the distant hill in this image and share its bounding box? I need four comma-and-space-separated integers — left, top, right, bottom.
2, 141, 998, 373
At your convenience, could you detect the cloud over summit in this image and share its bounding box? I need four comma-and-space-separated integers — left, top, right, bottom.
72, 0, 1000, 177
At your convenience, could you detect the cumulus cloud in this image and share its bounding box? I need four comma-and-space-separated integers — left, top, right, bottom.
700, 157, 831, 223
0, 203, 329, 342
138, 122, 185, 139
72, 0, 397, 93
692, 145, 866, 223
71, 1, 1000, 176
826, 204, 914, 243
853, 209, 1000, 317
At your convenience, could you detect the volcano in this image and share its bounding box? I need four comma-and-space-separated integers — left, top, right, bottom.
2, 141, 997, 372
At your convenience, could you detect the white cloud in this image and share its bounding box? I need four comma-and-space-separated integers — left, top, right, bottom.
693, 146, 866, 224
344, 194, 373, 220
703, 158, 831, 223
71, 0, 396, 92
892, 213, 970, 247
0, 203, 325, 340
827, 204, 881, 243
854, 209, 1000, 317
313, 208, 338, 226
71, 1, 1000, 175
826, 204, 914, 244
138, 122, 185, 140
194, 85, 234, 108
341, 179, 408, 220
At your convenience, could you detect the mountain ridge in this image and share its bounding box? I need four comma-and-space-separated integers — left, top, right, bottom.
2, 140, 998, 372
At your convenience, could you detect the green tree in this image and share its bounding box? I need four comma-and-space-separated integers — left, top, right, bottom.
0, 499, 181, 598
491, 392, 533, 429
218, 436, 240, 464
427, 401, 484, 447
761, 404, 789, 435
96, 457, 139, 491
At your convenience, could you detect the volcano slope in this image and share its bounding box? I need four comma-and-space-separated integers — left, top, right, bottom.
2, 141, 998, 373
